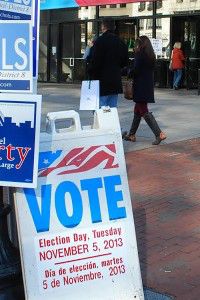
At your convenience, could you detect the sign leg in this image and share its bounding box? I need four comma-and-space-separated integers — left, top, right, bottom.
0, 187, 21, 283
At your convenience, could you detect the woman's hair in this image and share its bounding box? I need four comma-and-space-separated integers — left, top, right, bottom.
135, 35, 156, 64
173, 42, 181, 49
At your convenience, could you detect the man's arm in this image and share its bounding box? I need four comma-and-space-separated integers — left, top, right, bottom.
120, 42, 129, 68
87, 38, 104, 79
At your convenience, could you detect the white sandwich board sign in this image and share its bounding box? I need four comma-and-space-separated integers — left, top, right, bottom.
15, 109, 144, 300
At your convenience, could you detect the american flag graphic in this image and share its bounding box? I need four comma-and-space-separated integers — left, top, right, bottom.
38, 144, 119, 177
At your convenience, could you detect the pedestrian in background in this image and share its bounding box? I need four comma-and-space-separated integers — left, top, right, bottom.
123, 35, 166, 145
88, 18, 128, 108
171, 42, 185, 90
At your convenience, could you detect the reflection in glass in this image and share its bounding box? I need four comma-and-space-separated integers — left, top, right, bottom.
61, 24, 74, 83
38, 26, 48, 82
50, 25, 58, 82
139, 18, 153, 39
115, 20, 136, 56
156, 18, 170, 58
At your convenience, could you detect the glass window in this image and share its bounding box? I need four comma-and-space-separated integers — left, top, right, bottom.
138, 2, 146, 12
115, 20, 137, 56
99, 2, 153, 18
50, 25, 58, 82
139, 18, 153, 39
146, 19, 153, 30
61, 23, 74, 82
156, 18, 162, 29
147, 1, 153, 11
156, 0, 162, 9
157, 0, 200, 15
132, 1, 153, 17
87, 21, 98, 46
156, 18, 170, 58
78, 6, 96, 20
139, 19, 145, 30
183, 18, 200, 58
99, 3, 133, 17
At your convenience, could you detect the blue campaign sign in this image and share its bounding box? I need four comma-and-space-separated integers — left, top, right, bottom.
0, 21, 33, 93
0, 0, 32, 20
0, 93, 42, 188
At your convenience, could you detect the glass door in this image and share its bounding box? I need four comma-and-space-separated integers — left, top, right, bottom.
38, 25, 48, 81
115, 19, 137, 59
49, 24, 59, 82
172, 16, 200, 88
74, 23, 86, 82
60, 22, 86, 83
60, 23, 74, 83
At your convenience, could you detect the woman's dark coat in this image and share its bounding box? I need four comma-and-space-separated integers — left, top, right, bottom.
132, 51, 155, 103
88, 30, 128, 96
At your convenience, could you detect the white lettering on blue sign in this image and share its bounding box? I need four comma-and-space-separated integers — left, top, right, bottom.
24, 175, 127, 233
2, 37, 27, 70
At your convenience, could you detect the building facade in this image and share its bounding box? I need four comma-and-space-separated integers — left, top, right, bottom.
39, 0, 200, 88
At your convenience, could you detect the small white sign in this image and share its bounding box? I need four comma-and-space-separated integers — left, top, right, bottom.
151, 38, 163, 56
52, 47, 56, 55
80, 80, 99, 110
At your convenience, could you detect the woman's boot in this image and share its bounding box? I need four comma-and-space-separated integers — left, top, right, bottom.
122, 113, 141, 142
143, 112, 166, 145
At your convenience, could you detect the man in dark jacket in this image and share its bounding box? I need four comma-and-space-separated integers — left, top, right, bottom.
88, 19, 128, 108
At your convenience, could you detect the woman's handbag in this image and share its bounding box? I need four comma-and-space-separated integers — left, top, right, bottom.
123, 79, 133, 100
169, 60, 173, 71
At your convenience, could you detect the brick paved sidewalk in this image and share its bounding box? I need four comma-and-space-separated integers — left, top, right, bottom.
126, 138, 200, 300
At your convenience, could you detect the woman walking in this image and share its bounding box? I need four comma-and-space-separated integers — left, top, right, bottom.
171, 42, 185, 90
123, 35, 166, 145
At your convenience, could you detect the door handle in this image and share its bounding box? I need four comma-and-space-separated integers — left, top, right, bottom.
70, 58, 74, 67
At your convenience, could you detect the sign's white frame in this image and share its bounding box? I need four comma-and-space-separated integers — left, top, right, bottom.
0, 93, 41, 188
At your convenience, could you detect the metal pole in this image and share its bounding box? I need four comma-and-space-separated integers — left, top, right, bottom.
96, 5, 100, 37
152, 1, 156, 39
0, 186, 21, 285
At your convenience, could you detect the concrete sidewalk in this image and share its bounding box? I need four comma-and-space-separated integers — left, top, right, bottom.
38, 83, 200, 152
